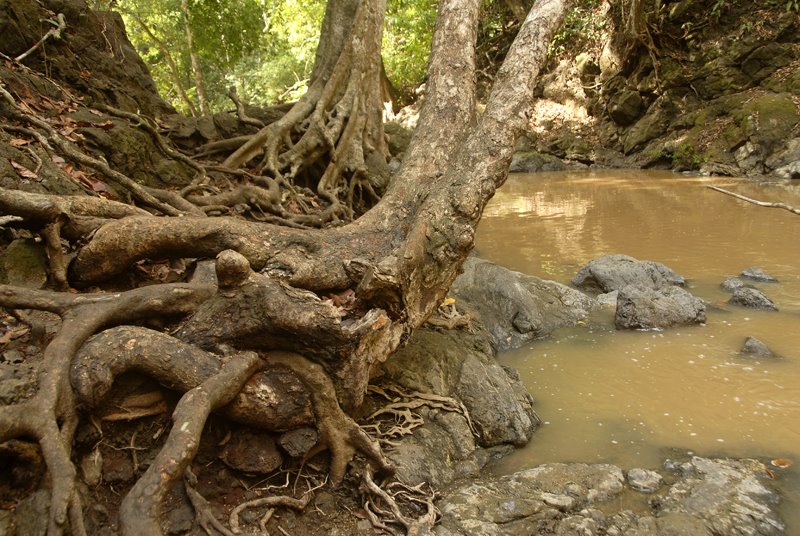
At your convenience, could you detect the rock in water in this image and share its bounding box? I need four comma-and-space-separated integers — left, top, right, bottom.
721, 277, 750, 292
740, 267, 778, 282
740, 336, 777, 358
627, 468, 663, 493
434, 457, 784, 536
615, 285, 706, 330
729, 287, 778, 311
452, 257, 596, 351
572, 254, 685, 293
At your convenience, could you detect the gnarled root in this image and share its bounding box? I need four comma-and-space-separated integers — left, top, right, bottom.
72, 326, 313, 430
267, 351, 395, 485
118, 350, 264, 535
361, 464, 438, 536
0, 282, 213, 534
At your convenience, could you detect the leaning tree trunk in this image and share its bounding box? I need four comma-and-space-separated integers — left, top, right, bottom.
0, 0, 568, 533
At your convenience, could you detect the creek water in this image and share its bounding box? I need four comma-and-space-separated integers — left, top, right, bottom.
474, 170, 800, 528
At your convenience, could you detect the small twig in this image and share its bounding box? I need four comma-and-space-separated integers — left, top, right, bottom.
708, 186, 800, 215
16, 13, 67, 63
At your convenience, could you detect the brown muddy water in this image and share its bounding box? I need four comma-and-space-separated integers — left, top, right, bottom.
474, 170, 800, 527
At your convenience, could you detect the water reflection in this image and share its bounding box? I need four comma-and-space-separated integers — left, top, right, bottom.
476, 170, 800, 526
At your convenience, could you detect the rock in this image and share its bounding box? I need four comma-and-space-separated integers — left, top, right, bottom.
571, 254, 685, 293
597, 290, 619, 306
434, 463, 625, 535
220, 430, 283, 474
509, 150, 569, 173
11, 489, 50, 536
627, 468, 663, 493
721, 277, 751, 292
728, 287, 778, 311
658, 457, 784, 535
0, 239, 48, 289
379, 325, 538, 486
615, 285, 706, 330
740, 336, 777, 358
609, 89, 644, 126
164, 495, 195, 535
80, 449, 103, 487
435, 457, 784, 536
278, 427, 318, 458
451, 257, 596, 351
740, 267, 778, 283
102, 448, 134, 483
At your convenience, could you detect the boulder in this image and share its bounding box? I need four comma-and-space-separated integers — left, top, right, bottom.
608, 89, 645, 126
571, 254, 685, 293
278, 427, 318, 458
451, 257, 596, 351
615, 285, 706, 330
378, 325, 539, 486
434, 457, 784, 536
740, 336, 777, 358
728, 287, 778, 311
740, 267, 778, 283
657, 457, 784, 536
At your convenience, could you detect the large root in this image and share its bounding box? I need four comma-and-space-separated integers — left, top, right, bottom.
72, 326, 314, 430
267, 351, 395, 485
0, 281, 213, 534
118, 350, 263, 535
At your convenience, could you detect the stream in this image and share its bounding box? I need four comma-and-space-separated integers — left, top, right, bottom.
474, 170, 800, 529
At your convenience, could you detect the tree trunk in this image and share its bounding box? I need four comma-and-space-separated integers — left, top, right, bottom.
222, 0, 390, 220
180, 0, 210, 115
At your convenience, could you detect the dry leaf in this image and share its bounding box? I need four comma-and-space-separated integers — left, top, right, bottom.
10, 160, 38, 180
9, 138, 31, 147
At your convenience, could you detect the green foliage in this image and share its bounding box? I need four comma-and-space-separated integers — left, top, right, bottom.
118, 0, 323, 112
549, 0, 605, 57
383, 0, 437, 99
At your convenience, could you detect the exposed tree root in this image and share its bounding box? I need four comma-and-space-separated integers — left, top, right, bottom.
267, 352, 394, 485
0, 82, 184, 216
0, 1, 570, 534
72, 326, 314, 430
118, 350, 263, 535
361, 464, 438, 536
184, 470, 237, 536
0, 281, 213, 534
218, 0, 389, 220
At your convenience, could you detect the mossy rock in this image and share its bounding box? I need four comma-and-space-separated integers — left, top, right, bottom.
738, 93, 800, 150
0, 239, 48, 289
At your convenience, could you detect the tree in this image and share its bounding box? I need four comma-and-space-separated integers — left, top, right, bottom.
0, 0, 567, 533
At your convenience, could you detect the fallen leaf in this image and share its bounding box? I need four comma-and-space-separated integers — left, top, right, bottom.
9, 138, 31, 147
10, 160, 38, 180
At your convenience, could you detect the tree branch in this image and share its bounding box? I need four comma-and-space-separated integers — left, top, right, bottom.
708, 186, 800, 215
